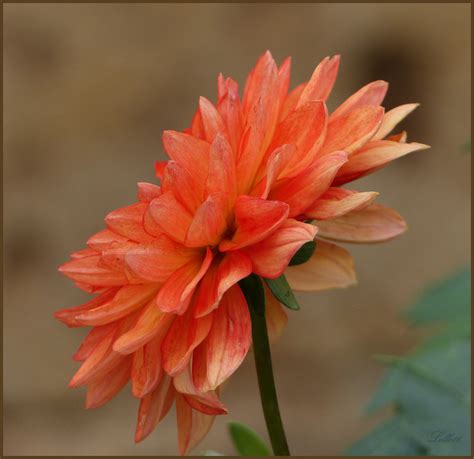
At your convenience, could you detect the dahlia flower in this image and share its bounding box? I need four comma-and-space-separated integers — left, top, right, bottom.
56, 51, 428, 455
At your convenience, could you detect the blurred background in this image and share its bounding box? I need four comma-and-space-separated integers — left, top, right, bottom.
3, 3, 470, 456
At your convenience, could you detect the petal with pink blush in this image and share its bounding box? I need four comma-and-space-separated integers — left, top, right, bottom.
269, 151, 348, 218
297, 55, 340, 106
220, 196, 289, 251
305, 188, 378, 220
373, 103, 419, 140
156, 248, 213, 314
105, 203, 155, 243
135, 374, 175, 443
331, 80, 388, 120
334, 140, 430, 185
245, 219, 317, 279
316, 204, 407, 243
320, 106, 384, 156
285, 240, 357, 291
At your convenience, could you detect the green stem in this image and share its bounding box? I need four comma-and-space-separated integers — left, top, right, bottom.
249, 304, 290, 456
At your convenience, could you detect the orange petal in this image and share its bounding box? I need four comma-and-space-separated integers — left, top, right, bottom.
131, 333, 164, 398
87, 229, 128, 251
176, 394, 216, 456
135, 374, 175, 443
193, 251, 252, 318
264, 283, 288, 342
331, 80, 388, 120
155, 161, 167, 179
279, 82, 305, 122
269, 151, 348, 218
156, 248, 213, 314
305, 188, 379, 220
373, 103, 419, 141
200, 285, 251, 390
86, 357, 132, 409
320, 106, 384, 156
70, 248, 97, 259
245, 219, 317, 279
316, 204, 407, 243
185, 193, 229, 248
162, 130, 211, 185
73, 323, 116, 361
74, 284, 160, 326
266, 100, 328, 178
216, 78, 243, 153
105, 203, 155, 243
148, 192, 193, 244
113, 300, 174, 355
125, 236, 199, 283
161, 161, 204, 212
297, 55, 340, 106
55, 288, 118, 328
285, 239, 357, 291
58, 255, 128, 287
137, 182, 161, 202
99, 241, 138, 273
161, 306, 214, 376
220, 196, 289, 251
199, 96, 226, 143
334, 140, 430, 185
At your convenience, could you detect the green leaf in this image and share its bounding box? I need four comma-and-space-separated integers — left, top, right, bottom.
347, 268, 471, 456
228, 422, 272, 456
264, 274, 300, 310
289, 240, 316, 266
239, 274, 265, 316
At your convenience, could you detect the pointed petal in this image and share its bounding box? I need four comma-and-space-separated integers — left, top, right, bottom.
245, 219, 317, 278
373, 103, 419, 140
156, 248, 213, 314
320, 106, 384, 155
201, 285, 251, 390
334, 140, 430, 185
276, 56, 291, 112
305, 188, 379, 220
206, 134, 236, 201
199, 97, 226, 143
70, 248, 97, 259
113, 300, 174, 355
125, 236, 199, 283
316, 204, 408, 243
105, 203, 154, 243
148, 192, 193, 244
185, 193, 229, 248
55, 288, 118, 328
220, 196, 289, 251
131, 333, 164, 398
73, 323, 116, 360
216, 78, 243, 153
74, 284, 159, 326
176, 394, 215, 456
87, 229, 128, 251
137, 182, 162, 202
279, 82, 305, 122
161, 306, 214, 376
286, 239, 357, 291
135, 374, 175, 443
162, 130, 211, 185
59, 255, 128, 287
331, 80, 388, 120
269, 151, 348, 218
85, 357, 132, 409
297, 55, 340, 106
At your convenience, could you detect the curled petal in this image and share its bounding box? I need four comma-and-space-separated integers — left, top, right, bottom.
105, 203, 154, 243
245, 219, 318, 279
135, 374, 175, 443
269, 151, 348, 218
331, 80, 388, 120
286, 239, 357, 291
305, 188, 379, 220
220, 196, 289, 251
316, 204, 407, 243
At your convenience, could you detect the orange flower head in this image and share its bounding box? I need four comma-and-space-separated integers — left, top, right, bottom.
56, 51, 428, 454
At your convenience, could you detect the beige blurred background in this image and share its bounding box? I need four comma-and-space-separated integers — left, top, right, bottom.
3, 3, 471, 456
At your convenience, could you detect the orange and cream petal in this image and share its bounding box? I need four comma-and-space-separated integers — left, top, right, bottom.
373, 103, 419, 141
264, 284, 288, 342
285, 240, 357, 291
